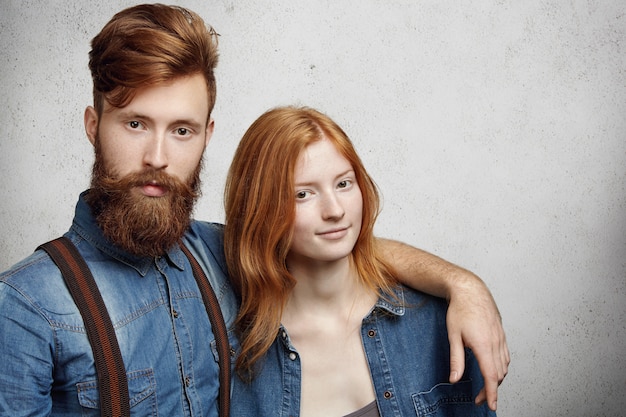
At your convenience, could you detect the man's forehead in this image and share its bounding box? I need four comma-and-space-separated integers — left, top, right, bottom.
102, 75, 210, 122
103, 74, 209, 107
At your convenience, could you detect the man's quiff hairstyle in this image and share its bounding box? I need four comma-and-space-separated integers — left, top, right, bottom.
88, 3, 219, 117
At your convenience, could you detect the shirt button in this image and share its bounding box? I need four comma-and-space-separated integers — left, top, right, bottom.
282, 331, 287, 339
367, 329, 376, 337
172, 309, 179, 318
383, 390, 392, 399
289, 352, 297, 361
185, 376, 192, 386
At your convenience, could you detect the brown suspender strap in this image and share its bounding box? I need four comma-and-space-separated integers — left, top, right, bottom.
180, 244, 231, 417
38, 237, 130, 417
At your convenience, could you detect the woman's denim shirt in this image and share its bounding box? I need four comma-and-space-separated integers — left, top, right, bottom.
231, 287, 496, 417
0, 192, 239, 417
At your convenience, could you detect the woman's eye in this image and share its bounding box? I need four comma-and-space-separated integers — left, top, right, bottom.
296, 191, 310, 199
338, 180, 352, 189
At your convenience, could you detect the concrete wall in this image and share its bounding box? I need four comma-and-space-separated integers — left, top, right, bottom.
1, 1, 624, 415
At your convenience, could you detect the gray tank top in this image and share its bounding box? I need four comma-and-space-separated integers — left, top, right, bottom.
343, 401, 380, 417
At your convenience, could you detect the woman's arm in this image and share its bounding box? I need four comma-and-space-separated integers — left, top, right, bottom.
377, 238, 509, 411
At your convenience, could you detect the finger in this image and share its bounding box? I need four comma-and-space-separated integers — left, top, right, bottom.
482, 365, 499, 411
475, 387, 487, 406
471, 338, 500, 411
498, 333, 510, 383
503, 337, 511, 372
448, 333, 466, 383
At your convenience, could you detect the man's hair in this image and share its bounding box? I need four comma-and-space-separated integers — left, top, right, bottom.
88, 3, 219, 117
224, 106, 399, 380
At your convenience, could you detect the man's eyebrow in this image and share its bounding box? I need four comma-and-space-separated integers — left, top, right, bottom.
114, 110, 150, 121
114, 111, 204, 129
170, 118, 205, 130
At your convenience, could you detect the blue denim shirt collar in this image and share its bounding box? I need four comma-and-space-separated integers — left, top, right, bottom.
371, 288, 406, 316
71, 190, 186, 276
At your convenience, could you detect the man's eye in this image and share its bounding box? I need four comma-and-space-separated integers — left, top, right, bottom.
177, 128, 189, 136
128, 121, 140, 129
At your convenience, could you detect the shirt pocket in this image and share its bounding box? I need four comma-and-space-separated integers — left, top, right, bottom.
412, 380, 476, 417
76, 368, 156, 416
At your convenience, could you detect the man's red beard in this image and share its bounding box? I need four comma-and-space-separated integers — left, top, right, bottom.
86, 148, 202, 258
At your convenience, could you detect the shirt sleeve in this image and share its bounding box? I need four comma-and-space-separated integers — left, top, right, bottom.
0, 280, 55, 416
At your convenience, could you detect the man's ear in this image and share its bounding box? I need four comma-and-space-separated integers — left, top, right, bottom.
205, 117, 215, 147
84, 106, 98, 146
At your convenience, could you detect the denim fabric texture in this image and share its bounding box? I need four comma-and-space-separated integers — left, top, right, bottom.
0, 192, 238, 417
231, 287, 496, 417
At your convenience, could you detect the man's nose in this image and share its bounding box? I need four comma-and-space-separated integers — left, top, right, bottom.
142, 135, 168, 170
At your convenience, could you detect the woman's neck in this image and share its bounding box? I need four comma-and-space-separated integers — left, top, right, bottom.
283, 256, 376, 327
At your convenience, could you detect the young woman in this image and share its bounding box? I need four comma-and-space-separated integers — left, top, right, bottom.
224, 106, 495, 416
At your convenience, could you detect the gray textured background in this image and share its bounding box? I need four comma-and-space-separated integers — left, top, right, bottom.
1, 1, 625, 416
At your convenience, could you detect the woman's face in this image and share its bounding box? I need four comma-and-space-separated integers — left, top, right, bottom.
286, 137, 363, 267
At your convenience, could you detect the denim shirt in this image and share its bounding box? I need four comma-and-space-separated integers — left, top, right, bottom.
231, 287, 496, 417
0, 192, 239, 417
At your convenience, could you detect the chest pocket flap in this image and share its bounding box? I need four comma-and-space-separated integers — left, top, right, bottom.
76, 368, 156, 411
